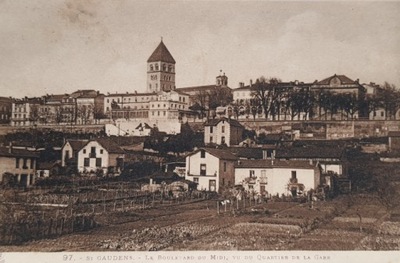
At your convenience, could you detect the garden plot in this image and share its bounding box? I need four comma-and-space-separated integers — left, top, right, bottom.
97, 216, 227, 251
174, 222, 302, 250
356, 234, 400, 250
287, 229, 367, 250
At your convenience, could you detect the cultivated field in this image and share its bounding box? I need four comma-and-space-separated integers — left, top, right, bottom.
0, 189, 398, 251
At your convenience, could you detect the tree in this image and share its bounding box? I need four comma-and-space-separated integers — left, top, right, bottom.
77, 104, 93, 125
29, 104, 40, 125
54, 106, 63, 124
208, 87, 233, 111
251, 77, 281, 120
93, 104, 106, 124
381, 82, 400, 120
340, 93, 359, 120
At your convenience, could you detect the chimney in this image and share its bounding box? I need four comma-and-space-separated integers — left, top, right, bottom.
239, 82, 244, 88
309, 159, 313, 165
250, 79, 253, 87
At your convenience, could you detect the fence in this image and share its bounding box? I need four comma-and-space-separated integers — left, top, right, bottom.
0, 214, 96, 245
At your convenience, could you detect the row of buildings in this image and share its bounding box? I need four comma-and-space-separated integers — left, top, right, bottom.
2, 112, 400, 195
2, 40, 399, 128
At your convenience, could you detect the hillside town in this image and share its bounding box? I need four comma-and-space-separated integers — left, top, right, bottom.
0, 39, 400, 252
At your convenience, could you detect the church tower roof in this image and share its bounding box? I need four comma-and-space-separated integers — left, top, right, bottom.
147, 40, 176, 64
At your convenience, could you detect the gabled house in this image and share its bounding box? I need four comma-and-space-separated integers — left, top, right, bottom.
0, 146, 39, 186
234, 159, 321, 197
185, 148, 238, 192
61, 139, 89, 167
134, 123, 153, 136
77, 138, 125, 175
204, 117, 244, 146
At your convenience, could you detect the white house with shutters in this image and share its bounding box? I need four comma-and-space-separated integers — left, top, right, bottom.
234, 159, 321, 197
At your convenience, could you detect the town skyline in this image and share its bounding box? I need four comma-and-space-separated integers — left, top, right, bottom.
1, 1, 399, 98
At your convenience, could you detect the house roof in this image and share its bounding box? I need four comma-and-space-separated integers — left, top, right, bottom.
176, 85, 216, 93
46, 94, 65, 102
229, 147, 264, 159
235, 159, 317, 169
187, 147, 238, 160
37, 161, 60, 170
204, 117, 243, 128
0, 147, 39, 158
147, 40, 176, 64
275, 146, 344, 159
314, 74, 358, 85
135, 123, 152, 130
388, 131, 400, 137
233, 81, 311, 92
95, 137, 125, 154
106, 92, 156, 97
65, 139, 89, 151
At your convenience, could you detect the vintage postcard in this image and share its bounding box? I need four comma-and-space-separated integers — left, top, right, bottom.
0, 1, 399, 263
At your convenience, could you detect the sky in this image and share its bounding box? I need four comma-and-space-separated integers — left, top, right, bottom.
0, 0, 399, 98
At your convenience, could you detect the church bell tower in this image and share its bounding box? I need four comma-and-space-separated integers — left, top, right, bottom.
147, 39, 176, 93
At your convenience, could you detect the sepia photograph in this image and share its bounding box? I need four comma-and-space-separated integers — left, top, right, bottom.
0, 1, 399, 262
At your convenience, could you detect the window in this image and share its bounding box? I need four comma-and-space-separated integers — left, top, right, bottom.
249, 170, 255, 178
16, 158, 20, 168
84, 158, 90, 167
210, 126, 213, 133
200, 150, 205, 158
200, 164, 206, 176
222, 178, 225, 186
83, 149, 86, 154
23, 158, 28, 169
30, 158, 34, 169
90, 147, 96, 158
221, 136, 226, 144
193, 177, 199, 183
96, 158, 102, 167
223, 162, 227, 172
210, 136, 213, 143
291, 171, 297, 183
221, 126, 225, 133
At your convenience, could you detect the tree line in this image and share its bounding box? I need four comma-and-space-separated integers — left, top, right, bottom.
192, 77, 400, 121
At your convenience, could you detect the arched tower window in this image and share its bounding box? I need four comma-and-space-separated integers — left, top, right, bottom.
150, 64, 154, 71
163, 64, 166, 71
155, 64, 159, 71
168, 65, 172, 72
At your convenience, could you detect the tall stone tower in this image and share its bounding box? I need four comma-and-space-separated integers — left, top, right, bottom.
147, 40, 176, 93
